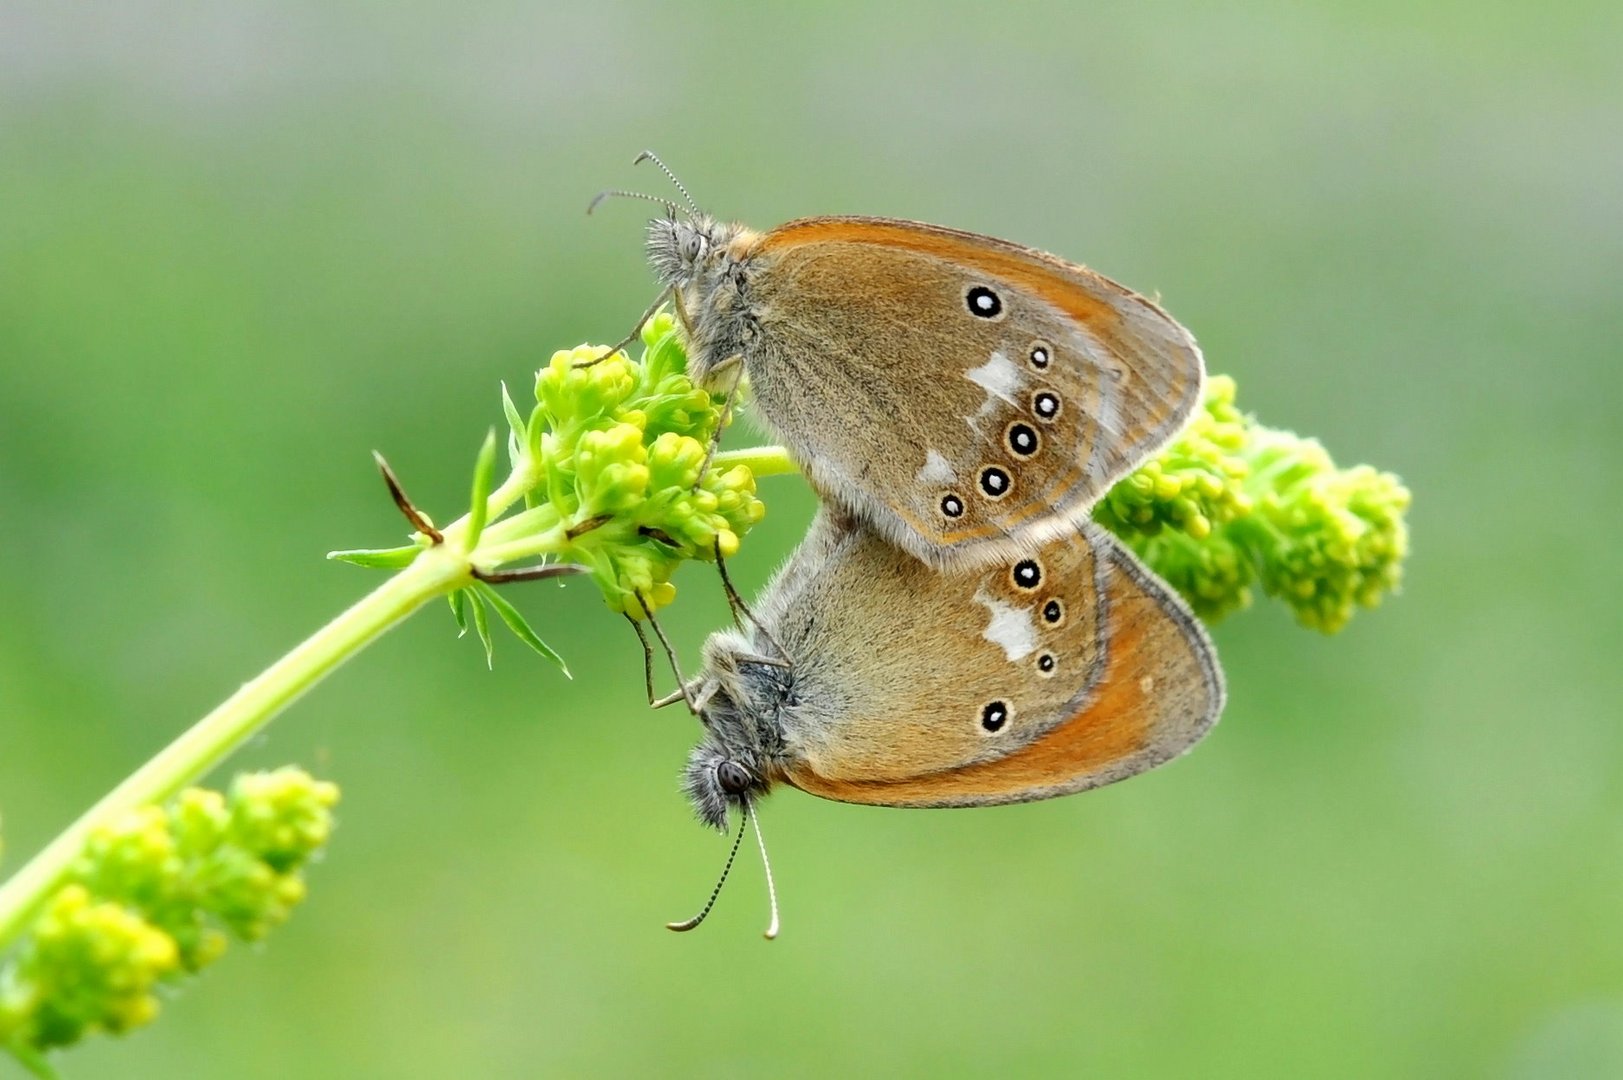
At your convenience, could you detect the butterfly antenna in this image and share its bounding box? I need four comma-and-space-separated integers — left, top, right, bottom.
576, 284, 675, 370
667, 809, 747, 932
749, 802, 781, 940
586, 188, 680, 218
633, 150, 700, 217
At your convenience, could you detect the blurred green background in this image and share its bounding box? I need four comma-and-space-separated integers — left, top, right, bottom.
2, 2, 1620, 1077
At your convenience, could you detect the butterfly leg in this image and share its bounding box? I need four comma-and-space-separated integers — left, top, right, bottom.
625, 610, 707, 708
691, 355, 744, 491
712, 537, 790, 666
575, 285, 674, 369
624, 612, 657, 705
635, 590, 700, 713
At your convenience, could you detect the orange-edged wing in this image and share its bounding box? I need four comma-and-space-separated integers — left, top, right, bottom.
777, 521, 1222, 807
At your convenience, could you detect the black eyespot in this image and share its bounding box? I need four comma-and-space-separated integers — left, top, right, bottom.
980, 701, 1009, 733
1042, 598, 1065, 625
1029, 342, 1052, 370
1037, 653, 1056, 673
1032, 391, 1062, 422
1012, 559, 1042, 590
965, 285, 1003, 319
941, 493, 965, 518
1006, 422, 1040, 459
979, 467, 1011, 499
716, 761, 751, 795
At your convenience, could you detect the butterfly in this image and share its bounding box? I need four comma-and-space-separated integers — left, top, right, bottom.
679, 507, 1224, 831
636, 186, 1206, 569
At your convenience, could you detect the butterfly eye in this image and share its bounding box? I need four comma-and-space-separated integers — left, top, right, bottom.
980, 701, 1010, 733
940, 493, 965, 518
964, 285, 1005, 320
716, 761, 751, 795
1011, 558, 1043, 590
1028, 341, 1052, 370
1042, 598, 1066, 626
1006, 422, 1040, 459
1036, 653, 1057, 676
978, 467, 1012, 500
1031, 391, 1062, 423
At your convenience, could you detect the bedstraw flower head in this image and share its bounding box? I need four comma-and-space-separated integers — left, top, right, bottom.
533, 311, 764, 617
0, 769, 339, 1061
1097, 376, 1410, 633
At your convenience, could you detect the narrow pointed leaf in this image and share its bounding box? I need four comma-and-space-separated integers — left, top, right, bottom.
326, 546, 420, 569
466, 429, 498, 548
501, 381, 527, 466
470, 589, 494, 669
449, 587, 469, 637
473, 582, 571, 677
6, 1043, 61, 1080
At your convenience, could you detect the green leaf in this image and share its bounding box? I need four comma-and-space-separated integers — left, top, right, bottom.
501, 381, 526, 465
326, 546, 420, 569
470, 588, 494, 669
466, 429, 498, 548
472, 582, 571, 677
449, 588, 469, 637
5, 1041, 62, 1080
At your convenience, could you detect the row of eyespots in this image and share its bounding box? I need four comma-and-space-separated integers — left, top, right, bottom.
940, 466, 1012, 518
933, 337, 1060, 521
979, 570, 1070, 733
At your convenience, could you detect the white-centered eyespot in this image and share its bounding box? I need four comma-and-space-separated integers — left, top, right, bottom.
1032, 391, 1062, 423
1006, 421, 1040, 459
980, 701, 1010, 733
1011, 558, 1043, 590
964, 284, 1006, 321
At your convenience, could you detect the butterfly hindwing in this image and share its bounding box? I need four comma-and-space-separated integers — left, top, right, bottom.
747, 511, 1223, 807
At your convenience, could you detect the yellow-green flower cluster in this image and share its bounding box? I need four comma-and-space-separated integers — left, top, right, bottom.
530, 312, 764, 616
1097, 376, 1411, 633
1094, 375, 1252, 541
0, 769, 338, 1059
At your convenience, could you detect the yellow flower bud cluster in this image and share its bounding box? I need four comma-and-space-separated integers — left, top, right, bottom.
0, 769, 338, 1056
529, 312, 764, 616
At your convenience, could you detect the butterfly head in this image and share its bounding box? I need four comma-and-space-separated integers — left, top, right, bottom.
681, 634, 788, 830
681, 738, 765, 832
645, 212, 747, 288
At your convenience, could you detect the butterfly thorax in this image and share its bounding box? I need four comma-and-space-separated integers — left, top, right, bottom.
681, 630, 797, 830
645, 214, 763, 387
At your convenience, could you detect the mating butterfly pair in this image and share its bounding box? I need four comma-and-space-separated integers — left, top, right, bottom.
641, 205, 1224, 828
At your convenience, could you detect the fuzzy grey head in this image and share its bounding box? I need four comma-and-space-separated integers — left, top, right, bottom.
646, 214, 721, 289
681, 739, 765, 831
681, 637, 791, 830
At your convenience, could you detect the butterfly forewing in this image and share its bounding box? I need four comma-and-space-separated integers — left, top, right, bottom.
742, 217, 1205, 568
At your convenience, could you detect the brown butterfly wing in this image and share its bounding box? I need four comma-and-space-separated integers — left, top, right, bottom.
766, 514, 1223, 807
742, 216, 1205, 569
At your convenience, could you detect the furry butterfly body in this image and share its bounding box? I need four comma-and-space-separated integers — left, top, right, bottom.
682, 509, 1224, 829
648, 213, 1207, 569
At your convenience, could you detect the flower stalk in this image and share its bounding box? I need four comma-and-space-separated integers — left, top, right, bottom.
0, 309, 1409, 1072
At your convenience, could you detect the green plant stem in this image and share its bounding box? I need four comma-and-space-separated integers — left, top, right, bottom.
0, 445, 787, 952
0, 544, 472, 950
713, 446, 797, 477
